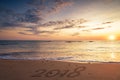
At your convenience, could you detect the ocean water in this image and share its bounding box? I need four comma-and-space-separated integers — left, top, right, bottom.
0, 40, 120, 62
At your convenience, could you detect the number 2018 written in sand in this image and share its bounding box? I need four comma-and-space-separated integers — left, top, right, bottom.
31, 66, 86, 78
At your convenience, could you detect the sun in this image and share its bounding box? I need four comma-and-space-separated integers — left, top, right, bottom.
108, 35, 116, 41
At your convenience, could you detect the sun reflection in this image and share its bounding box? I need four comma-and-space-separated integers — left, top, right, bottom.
111, 52, 116, 59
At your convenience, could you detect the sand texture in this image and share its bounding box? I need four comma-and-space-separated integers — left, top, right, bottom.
0, 59, 120, 80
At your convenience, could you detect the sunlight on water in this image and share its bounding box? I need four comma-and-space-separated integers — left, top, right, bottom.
111, 52, 115, 59
0, 40, 120, 62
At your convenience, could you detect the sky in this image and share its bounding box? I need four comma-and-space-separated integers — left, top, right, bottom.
0, 0, 120, 40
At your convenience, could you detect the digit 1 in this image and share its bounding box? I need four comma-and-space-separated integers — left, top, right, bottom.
45, 69, 60, 77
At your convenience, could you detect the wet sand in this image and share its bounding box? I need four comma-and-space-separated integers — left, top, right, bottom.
0, 59, 120, 80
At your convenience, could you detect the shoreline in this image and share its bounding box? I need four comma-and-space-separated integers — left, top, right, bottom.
0, 58, 120, 64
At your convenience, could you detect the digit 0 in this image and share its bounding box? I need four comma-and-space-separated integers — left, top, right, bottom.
59, 70, 69, 77
31, 69, 46, 77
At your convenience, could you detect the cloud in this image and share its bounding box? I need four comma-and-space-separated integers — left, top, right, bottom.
54, 24, 73, 30
92, 27, 105, 30
0, 0, 73, 35
82, 26, 112, 32
102, 21, 113, 24
0, 7, 22, 28
77, 18, 88, 24
0, 22, 21, 28
23, 26, 57, 35
82, 30, 91, 32
49, 0, 73, 13
40, 19, 88, 30
42, 20, 64, 27
39, 31, 56, 34
3, 0, 113, 36
22, 0, 73, 34
28, 0, 73, 14
77, 26, 86, 28
19, 30, 56, 35
72, 32, 80, 36
18, 32, 32, 35
0, 7, 43, 29
19, 18, 88, 35
25, 26, 41, 35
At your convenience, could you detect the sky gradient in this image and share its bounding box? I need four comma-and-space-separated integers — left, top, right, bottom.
0, 0, 120, 40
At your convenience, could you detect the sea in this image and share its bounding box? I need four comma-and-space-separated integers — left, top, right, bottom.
0, 40, 120, 63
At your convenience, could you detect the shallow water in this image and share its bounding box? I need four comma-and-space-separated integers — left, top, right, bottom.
0, 40, 120, 62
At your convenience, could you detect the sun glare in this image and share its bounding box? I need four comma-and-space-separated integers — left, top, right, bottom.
108, 35, 116, 41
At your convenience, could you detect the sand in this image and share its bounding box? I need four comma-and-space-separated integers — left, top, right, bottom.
0, 59, 120, 80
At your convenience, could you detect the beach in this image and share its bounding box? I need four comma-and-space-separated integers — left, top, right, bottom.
0, 0, 120, 80
0, 59, 120, 80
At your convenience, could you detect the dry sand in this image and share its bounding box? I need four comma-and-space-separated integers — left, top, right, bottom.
0, 59, 120, 80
